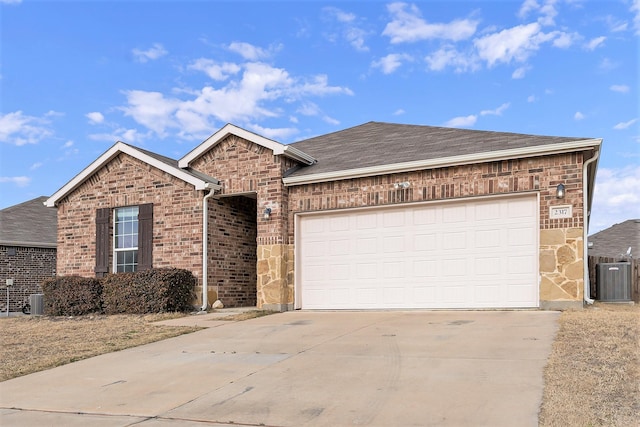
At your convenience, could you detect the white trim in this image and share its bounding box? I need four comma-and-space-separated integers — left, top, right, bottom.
45, 142, 221, 207
178, 123, 316, 168
283, 138, 603, 186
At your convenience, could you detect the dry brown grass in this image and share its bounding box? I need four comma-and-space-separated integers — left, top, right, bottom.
0, 313, 200, 382
539, 302, 640, 427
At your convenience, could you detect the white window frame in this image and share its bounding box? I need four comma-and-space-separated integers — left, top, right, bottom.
113, 206, 139, 272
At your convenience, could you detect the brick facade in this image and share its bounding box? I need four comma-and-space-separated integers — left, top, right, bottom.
0, 245, 56, 312
56, 152, 206, 286
51, 129, 592, 311
286, 153, 586, 308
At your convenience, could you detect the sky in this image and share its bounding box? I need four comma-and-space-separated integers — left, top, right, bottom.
0, 0, 638, 234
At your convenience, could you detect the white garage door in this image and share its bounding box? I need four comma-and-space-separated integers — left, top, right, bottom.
296, 195, 538, 309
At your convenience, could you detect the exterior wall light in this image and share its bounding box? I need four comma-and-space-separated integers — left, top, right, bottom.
556, 183, 566, 199
394, 182, 410, 189
263, 207, 272, 219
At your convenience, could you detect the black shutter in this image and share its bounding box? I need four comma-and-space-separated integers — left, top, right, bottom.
95, 208, 110, 277
138, 203, 153, 271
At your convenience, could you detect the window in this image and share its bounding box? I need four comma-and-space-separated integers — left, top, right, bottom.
114, 206, 139, 272
95, 203, 152, 277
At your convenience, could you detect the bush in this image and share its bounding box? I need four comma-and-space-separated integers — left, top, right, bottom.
102, 268, 196, 314
41, 276, 103, 316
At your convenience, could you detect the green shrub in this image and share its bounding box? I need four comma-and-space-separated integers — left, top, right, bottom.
41, 276, 103, 316
102, 268, 196, 314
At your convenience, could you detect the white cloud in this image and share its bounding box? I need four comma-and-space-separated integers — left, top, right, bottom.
393, 109, 405, 116
372, 53, 412, 74
323, 7, 370, 51
527, 95, 537, 102
383, 2, 478, 43
132, 43, 167, 63
188, 59, 241, 81
584, 36, 606, 51
480, 102, 510, 116
599, 57, 619, 71
227, 42, 275, 60
574, 111, 585, 120
512, 66, 530, 79
88, 127, 151, 144
119, 62, 352, 139
425, 46, 479, 72
518, 0, 557, 26
86, 111, 104, 124
610, 84, 630, 93
0, 176, 30, 187
62, 140, 74, 148
0, 111, 53, 146
474, 23, 558, 67
613, 118, 638, 130
0, 0, 22, 4
552, 31, 579, 48
30, 162, 43, 170
248, 124, 299, 141
590, 165, 640, 233
632, 0, 640, 35
444, 115, 477, 127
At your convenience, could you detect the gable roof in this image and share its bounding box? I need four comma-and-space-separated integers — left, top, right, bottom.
178, 123, 316, 168
284, 121, 602, 185
588, 219, 640, 258
0, 196, 57, 248
45, 142, 221, 207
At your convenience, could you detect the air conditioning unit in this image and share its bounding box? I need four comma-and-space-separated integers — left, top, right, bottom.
596, 263, 632, 302
29, 294, 44, 315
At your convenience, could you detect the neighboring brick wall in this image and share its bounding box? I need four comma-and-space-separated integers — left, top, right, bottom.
0, 245, 56, 312
56, 153, 205, 289
208, 196, 257, 307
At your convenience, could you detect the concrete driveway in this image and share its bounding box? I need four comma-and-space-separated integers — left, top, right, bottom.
0, 310, 558, 426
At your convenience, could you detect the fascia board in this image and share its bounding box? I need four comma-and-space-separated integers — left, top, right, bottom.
45, 142, 216, 207
178, 123, 316, 168
283, 138, 603, 186
0, 240, 57, 249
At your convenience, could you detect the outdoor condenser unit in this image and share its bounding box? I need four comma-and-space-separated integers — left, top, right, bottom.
596, 263, 632, 302
29, 293, 44, 315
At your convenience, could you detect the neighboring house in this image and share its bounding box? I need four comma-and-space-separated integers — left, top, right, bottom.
588, 219, 639, 259
0, 196, 57, 312
45, 122, 602, 311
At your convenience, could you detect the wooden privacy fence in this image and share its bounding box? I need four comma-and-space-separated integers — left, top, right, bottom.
588, 256, 639, 303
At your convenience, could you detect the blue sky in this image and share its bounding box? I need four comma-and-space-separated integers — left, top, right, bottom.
1, 0, 638, 233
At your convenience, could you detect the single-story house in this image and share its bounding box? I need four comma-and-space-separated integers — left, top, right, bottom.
588, 219, 639, 259
0, 196, 57, 313
45, 122, 602, 311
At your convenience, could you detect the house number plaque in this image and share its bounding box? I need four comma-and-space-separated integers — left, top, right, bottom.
550, 205, 572, 219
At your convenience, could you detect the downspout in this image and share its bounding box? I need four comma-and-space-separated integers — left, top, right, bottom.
583, 151, 599, 305
201, 185, 216, 311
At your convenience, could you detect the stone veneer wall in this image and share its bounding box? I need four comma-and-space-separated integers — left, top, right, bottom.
56, 153, 206, 293
0, 245, 56, 312
287, 153, 586, 308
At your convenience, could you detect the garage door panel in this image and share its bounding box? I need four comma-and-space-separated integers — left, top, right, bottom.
298, 195, 538, 309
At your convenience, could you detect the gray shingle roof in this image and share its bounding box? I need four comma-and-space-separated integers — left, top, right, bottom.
288, 121, 592, 177
588, 219, 640, 258
0, 196, 57, 247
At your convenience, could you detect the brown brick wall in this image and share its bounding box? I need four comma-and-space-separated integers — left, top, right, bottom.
287, 153, 585, 240
190, 135, 295, 244
56, 153, 205, 286
208, 196, 257, 307
0, 245, 56, 312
